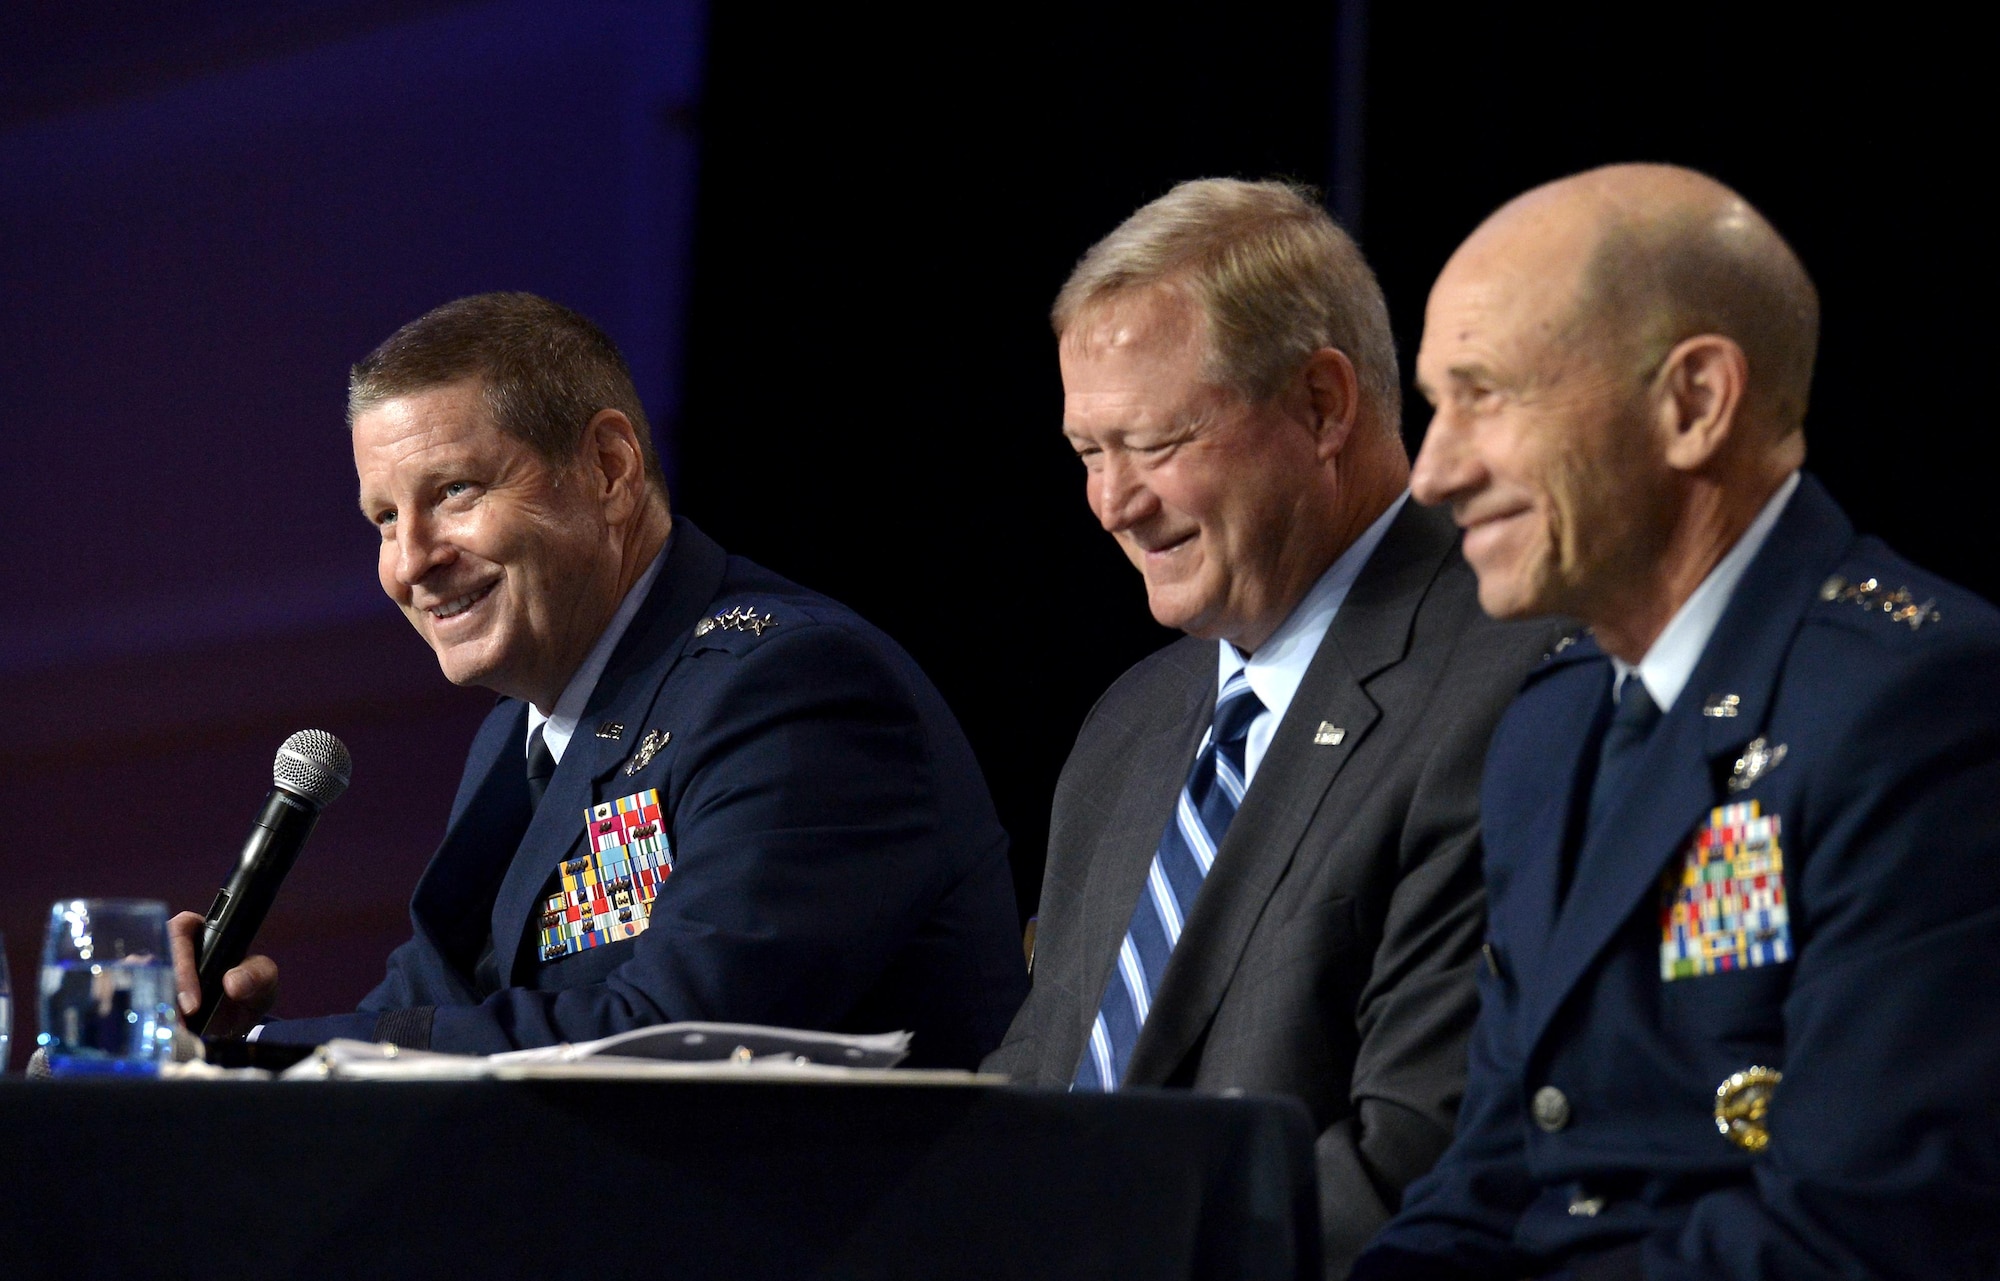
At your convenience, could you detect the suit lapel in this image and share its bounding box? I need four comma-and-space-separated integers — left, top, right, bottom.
1124, 501, 1456, 1084
408, 701, 532, 997
1517, 476, 1857, 1054
487, 519, 731, 987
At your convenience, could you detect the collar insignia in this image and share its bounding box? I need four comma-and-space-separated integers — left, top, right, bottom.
595, 721, 625, 740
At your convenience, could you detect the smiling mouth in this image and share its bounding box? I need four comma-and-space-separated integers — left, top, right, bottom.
1142, 530, 1197, 556
428, 582, 496, 620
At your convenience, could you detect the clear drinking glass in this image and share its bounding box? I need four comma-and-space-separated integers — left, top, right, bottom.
37, 899, 177, 1076
1, 929, 12, 1074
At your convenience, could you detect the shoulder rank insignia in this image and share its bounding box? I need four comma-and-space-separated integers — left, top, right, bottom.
624, 729, 670, 776
1819, 575, 1940, 630
1661, 800, 1791, 980
694, 605, 777, 638
1542, 629, 1586, 662
1727, 736, 1787, 792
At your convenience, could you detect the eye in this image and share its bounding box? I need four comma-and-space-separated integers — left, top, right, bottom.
373, 508, 397, 529
443, 481, 472, 499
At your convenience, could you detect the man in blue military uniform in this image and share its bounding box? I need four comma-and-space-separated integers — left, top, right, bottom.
168, 292, 1026, 1067
1356, 166, 2000, 1278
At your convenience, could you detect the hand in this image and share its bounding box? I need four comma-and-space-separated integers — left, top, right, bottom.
168, 910, 279, 1038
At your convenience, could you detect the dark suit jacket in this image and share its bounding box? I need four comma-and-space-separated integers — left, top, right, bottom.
1359, 476, 2000, 1279
264, 519, 1028, 1068
982, 501, 1559, 1274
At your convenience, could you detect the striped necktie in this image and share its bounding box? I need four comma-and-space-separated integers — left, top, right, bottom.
1075, 670, 1264, 1091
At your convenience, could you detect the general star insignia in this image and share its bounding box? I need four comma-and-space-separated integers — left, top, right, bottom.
1819, 575, 1941, 630
625, 729, 671, 776
1727, 736, 1787, 793
694, 605, 777, 638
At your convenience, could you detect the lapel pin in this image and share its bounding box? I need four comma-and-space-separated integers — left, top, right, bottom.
595, 721, 626, 740
1313, 722, 1345, 746
1727, 736, 1787, 793
1702, 694, 1741, 719
625, 729, 671, 776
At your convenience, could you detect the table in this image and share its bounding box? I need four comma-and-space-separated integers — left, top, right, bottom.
0, 1079, 1320, 1279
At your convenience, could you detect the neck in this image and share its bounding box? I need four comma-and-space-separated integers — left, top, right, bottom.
1589, 469, 1785, 664
1230, 434, 1409, 654
528, 496, 673, 715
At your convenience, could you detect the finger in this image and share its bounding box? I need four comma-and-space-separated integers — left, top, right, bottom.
223, 955, 280, 1014
167, 911, 206, 1015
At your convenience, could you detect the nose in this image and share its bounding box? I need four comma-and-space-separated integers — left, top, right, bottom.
386, 512, 454, 590
1410, 407, 1482, 508
1090, 450, 1156, 533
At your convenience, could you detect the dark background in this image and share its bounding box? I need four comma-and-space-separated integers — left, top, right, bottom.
2, 1, 1987, 1071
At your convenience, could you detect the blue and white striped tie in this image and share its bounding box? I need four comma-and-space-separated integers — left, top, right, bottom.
1075, 671, 1264, 1091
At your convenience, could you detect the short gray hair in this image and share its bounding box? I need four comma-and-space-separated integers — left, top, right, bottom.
1053, 178, 1400, 424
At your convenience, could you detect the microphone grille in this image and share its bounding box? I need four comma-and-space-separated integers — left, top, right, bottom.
273, 729, 352, 808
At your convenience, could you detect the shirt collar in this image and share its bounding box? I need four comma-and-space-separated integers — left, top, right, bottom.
1613, 471, 1800, 712
1218, 492, 1409, 717
527, 531, 672, 764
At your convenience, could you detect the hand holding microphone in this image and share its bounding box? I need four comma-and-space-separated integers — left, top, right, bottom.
170, 730, 351, 1037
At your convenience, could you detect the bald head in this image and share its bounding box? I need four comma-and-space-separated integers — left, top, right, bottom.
1470, 164, 1819, 436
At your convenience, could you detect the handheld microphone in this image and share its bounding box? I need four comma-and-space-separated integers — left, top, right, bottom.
189, 729, 351, 1035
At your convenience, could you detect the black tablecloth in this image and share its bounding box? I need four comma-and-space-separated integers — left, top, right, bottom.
0, 1079, 1320, 1280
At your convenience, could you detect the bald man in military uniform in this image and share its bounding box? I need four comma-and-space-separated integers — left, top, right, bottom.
1356, 166, 2000, 1278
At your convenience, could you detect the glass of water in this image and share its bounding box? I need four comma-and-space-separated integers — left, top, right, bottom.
38, 899, 177, 1076
1, 929, 12, 1073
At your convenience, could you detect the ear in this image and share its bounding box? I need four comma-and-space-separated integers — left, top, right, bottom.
1653, 335, 1748, 472
1301, 347, 1360, 461
585, 408, 650, 524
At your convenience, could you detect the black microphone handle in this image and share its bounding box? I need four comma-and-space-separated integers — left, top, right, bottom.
190, 788, 319, 1035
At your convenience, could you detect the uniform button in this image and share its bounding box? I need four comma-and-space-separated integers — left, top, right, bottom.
1532, 1085, 1571, 1132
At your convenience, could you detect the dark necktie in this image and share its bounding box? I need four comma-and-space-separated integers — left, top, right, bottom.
1074, 671, 1264, 1091
525, 723, 556, 813
1586, 674, 1663, 836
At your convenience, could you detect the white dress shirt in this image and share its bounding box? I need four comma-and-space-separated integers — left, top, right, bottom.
1218, 493, 1409, 783
1613, 471, 1800, 711
527, 534, 671, 764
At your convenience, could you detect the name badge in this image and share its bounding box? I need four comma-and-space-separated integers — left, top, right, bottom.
536, 789, 674, 963
1660, 800, 1792, 980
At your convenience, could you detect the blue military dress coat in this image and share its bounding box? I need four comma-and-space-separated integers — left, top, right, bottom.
262, 519, 1027, 1068
1359, 476, 2000, 1279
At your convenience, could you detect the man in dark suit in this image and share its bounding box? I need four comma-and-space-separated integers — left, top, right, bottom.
169, 292, 1025, 1067
1356, 165, 2000, 1278
981, 179, 1555, 1272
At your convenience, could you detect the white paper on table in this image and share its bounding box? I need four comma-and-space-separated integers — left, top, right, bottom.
277, 1022, 1001, 1085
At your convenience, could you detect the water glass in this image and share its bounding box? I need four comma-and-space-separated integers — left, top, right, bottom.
1, 929, 12, 1074
38, 899, 177, 1076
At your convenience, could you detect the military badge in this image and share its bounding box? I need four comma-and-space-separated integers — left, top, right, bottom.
1714, 1065, 1783, 1151
624, 729, 670, 776
535, 789, 674, 963
1660, 800, 1792, 980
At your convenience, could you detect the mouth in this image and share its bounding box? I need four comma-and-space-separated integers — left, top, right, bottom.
1457, 505, 1530, 558
424, 581, 497, 622
1138, 529, 1197, 559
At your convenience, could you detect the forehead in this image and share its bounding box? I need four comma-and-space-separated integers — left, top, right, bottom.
1418, 208, 1600, 377
353, 380, 510, 481
1059, 289, 1213, 424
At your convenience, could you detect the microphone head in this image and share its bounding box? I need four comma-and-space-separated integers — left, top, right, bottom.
273, 730, 352, 808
